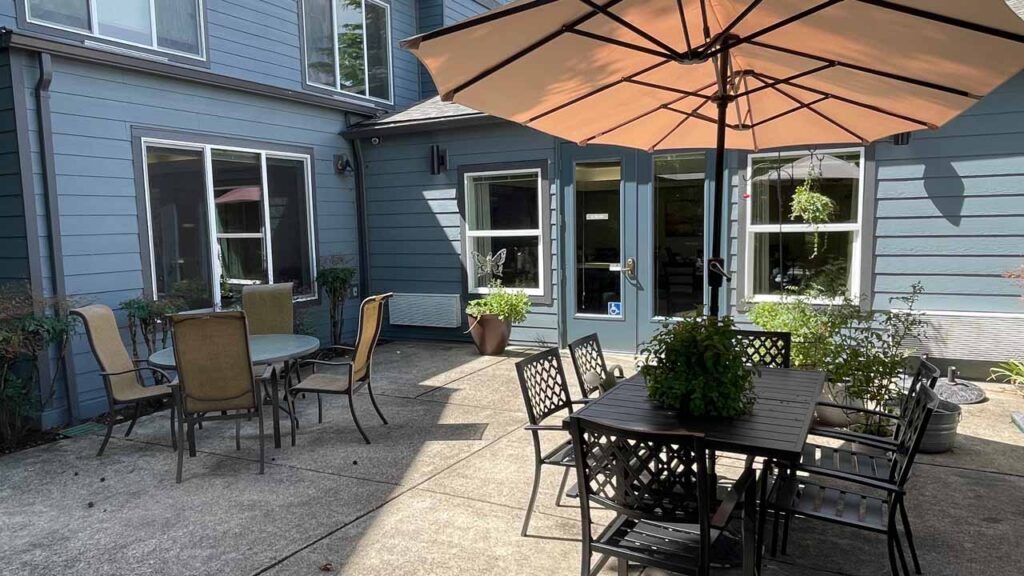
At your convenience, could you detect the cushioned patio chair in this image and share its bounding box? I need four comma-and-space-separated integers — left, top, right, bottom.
768, 386, 939, 576
170, 311, 264, 483
515, 347, 592, 536
567, 333, 625, 398
72, 304, 176, 457
569, 416, 756, 576
286, 293, 392, 444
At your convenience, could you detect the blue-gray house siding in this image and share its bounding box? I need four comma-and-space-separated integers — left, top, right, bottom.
0, 50, 29, 285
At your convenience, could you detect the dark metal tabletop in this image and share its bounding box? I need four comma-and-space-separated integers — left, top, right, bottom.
568, 367, 826, 462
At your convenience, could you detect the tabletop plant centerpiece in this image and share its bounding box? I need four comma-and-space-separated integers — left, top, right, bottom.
639, 315, 756, 419
465, 281, 530, 356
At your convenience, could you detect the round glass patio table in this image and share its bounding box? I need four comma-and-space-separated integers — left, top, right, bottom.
148, 334, 320, 448
147, 334, 320, 370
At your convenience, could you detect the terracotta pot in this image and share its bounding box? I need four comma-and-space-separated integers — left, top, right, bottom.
467, 313, 511, 356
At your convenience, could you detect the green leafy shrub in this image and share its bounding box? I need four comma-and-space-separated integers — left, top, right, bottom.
639, 315, 755, 418
316, 256, 357, 346
748, 283, 926, 435
465, 282, 531, 324
989, 360, 1024, 397
120, 296, 184, 360
1, 284, 77, 448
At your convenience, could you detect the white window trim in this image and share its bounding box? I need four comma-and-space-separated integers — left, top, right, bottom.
464, 168, 545, 297
301, 0, 394, 105
743, 147, 867, 305
26, 0, 207, 60
141, 137, 318, 308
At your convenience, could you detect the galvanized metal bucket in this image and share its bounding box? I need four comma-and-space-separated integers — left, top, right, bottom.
919, 399, 961, 454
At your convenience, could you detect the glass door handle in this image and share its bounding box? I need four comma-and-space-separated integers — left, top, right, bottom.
623, 257, 636, 280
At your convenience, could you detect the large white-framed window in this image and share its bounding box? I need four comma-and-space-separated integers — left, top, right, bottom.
464, 169, 545, 296
301, 0, 393, 103
141, 138, 317, 310
25, 0, 206, 60
744, 148, 866, 303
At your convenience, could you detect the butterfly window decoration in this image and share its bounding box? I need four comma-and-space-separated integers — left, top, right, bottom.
473, 249, 506, 282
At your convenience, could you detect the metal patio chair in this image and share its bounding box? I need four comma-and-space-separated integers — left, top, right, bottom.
567, 333, 625, 398
286, 293, 392, 444
72, 304, 176, 457
569, 417, 757, 576
515, 347, 589, 536
242, 282, 302, 425
768, 386, 940, 576
734, 330, 792, 369
170, 311, 265, 483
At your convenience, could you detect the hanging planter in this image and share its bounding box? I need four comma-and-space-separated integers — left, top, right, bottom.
790, 163, 836, 258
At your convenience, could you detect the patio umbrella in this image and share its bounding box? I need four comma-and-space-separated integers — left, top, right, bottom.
403, 0, 1024, 315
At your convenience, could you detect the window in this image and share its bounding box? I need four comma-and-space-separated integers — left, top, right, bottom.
302, 0, 392, 102
464, 169, 544, 296
142, 139, 316, 310
26, 0, 205, 59
744, 149, 865, 301
653, 153, 705, 317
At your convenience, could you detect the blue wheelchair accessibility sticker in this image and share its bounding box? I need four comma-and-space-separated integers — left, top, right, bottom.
607, 301, 622, 317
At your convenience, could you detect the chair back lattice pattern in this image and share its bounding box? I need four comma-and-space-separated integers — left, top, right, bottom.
734, 330, 791, 368
891, 385, 939, 487
568, 333, 611, 397
898, 358, 941, 424
569, 417, 710, 525
515, 348, 573, 425
350, 293, 393, 382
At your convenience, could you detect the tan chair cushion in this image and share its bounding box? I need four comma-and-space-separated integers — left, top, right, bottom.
291, 372, 352, 394
115, 383, 174, 403
242, 283, 294, 335
171, 311, 258, 415
72, 304, 149, 404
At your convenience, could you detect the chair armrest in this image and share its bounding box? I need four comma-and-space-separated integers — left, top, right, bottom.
609, 364, 625, 378
570, 398, 593, 405
711, 467, 756, 529
809, 426, 898, 451
816, 400, 900, 421
796, 464, 904, 494
524, 424, 565, 432
299, 358, 354, 368
101, 365, 173, 385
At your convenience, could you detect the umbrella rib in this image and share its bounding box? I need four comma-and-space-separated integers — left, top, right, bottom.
440, 0, 628, 101
578, 80, 718, 145
852, 0, 1024, 44
625, 79, 714, 100
734, 64, 833, 99
567, 29, 676, 60
752, 71, 937, 129
698, 0, 712, 43
663, 106, 719, 126
675, 0, 693, 53
575, 0, 680, 57
700, 0, 845, 59
766, 82, 867, 143
706, 0, 764, 47
747, 40, 980, 99
749, 96, 831, 128
648, 98, 713, 151
525, 60, 672, 125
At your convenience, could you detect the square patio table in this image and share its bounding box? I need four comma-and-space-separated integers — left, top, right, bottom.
566, 367, 826, 575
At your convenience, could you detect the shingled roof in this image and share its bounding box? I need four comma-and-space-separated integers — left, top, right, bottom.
345, 96, 495, 137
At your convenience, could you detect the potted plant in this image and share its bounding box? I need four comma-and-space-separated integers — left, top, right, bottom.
790, 163, 836, 258
465, 282, 530, 355
639, 315, 756, 418
316, 256, 357, 347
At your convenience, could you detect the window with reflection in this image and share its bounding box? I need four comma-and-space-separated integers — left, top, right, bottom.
464, 170, 543, 295
745, 150, 863, 300
574, 161, 621, 315
144, 141, 315, 309
302, 0, 392, 102
653, 153, 705, 317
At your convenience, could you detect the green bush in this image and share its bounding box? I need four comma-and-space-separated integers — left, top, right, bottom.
640, 315, 755, 418
465, 282, 531, 324
989, 360, 1024, 397
316, 256, 357, 346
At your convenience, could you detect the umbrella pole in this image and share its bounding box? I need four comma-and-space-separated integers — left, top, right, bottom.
708, 46, 730, 318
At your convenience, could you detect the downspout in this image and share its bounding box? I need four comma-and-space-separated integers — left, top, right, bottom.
344, 112, 371, 301
34, 52, 77, 423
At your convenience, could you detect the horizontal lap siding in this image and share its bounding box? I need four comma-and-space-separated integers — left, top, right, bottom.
14, 55, 358, 419
361, 123, 560, 346
873, 73, 1024, 315
391, 0, 420, 107
0, 50, 29, 284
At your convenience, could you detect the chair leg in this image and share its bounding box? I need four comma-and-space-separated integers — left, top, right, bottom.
176, 414, 186, 484
367, 381, 388, 425
555, 467, 570, 507
187, 422, 197, 457
124, 403, 141, 438
893, 525, 911, 576
169, 406, 177, 451
617, 558, 628, 576
899, 500, 922, 574
521, 463, 542, 537
96, 413, 115, 457
235, 414, 241, 451
257, 404, 265, 475
348, 394, 370, 444
287, 392, 297, 447
781, 511, 791, 555
317, 393, 323, 424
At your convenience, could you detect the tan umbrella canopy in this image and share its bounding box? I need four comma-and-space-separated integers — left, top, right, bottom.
403, 0, 1024, 313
